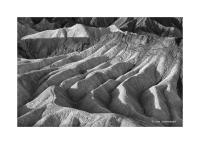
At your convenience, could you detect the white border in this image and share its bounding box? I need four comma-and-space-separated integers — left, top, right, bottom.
1, 0, 200, 144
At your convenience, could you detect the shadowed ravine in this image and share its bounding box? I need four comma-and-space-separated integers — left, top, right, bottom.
17, 18, 183, 127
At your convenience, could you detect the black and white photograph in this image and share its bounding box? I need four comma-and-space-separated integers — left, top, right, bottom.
1, 0, 200, 144
17, 17, 183, 127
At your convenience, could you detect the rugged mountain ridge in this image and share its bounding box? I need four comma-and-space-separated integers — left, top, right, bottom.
18, 24, 121, 58
17, 17, 183, 127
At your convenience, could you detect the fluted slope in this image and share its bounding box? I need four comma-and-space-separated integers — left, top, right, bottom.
17, 24, 182, 127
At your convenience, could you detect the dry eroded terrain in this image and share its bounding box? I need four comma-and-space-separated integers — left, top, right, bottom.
17, 18, 183, 127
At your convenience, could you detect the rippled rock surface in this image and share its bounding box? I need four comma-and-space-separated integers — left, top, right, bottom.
17, 17, 183, 127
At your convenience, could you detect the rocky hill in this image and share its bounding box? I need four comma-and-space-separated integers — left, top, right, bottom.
17, 17, 183, 127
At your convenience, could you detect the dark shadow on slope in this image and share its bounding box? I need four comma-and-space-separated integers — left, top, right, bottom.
18, 37, 94, 59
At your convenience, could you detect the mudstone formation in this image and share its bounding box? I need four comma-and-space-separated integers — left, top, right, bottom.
17, 17, 183, 127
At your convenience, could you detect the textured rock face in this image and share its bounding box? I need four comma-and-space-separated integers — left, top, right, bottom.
17, 17, 183, 127
18, 24, 119, 58
113, 17, 182, 37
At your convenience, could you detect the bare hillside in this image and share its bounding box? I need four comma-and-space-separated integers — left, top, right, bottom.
17, 17, 183, 127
